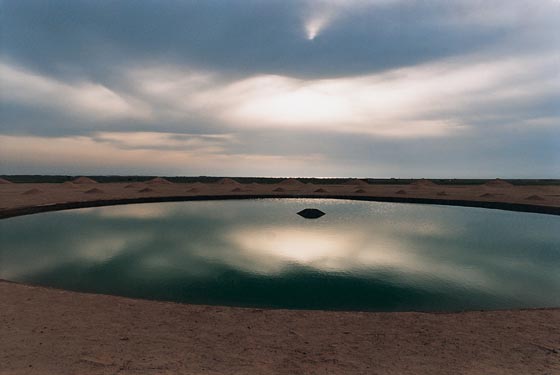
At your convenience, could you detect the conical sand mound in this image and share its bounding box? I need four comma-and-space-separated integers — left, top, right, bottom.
354, 189, 367, 193
410, 179, 437, 187
0, 178, 13, 184
84, 188, 104, 194
346, 179, 369, 186
22, 188, 42, 195
139, 187, 155, 193
273, 187, 285, 192
73, 176, 97, 184
63, 181, 77, 187
484, 179, 513, 187
314, 188, 327, 193
279, 178, 304, 186
146, 177, 173, 185
525, 195, 545, 201
217, 178, 240, 185
396, 190, 407, 195
187, 187, 199, 193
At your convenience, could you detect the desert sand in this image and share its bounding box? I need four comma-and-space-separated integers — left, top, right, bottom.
1, 178, 559, 374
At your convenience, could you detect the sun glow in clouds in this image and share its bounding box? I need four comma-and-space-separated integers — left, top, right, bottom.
305, 14, 331, 40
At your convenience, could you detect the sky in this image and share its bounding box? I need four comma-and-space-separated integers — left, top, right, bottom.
1, 0, 559, 178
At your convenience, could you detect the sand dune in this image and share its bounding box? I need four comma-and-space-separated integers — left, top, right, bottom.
73, 177, 97, 184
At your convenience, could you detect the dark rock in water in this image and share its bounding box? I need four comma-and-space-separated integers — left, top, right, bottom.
297, 208, 325, 219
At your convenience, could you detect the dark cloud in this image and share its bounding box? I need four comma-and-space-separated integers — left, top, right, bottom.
4, 0, 555, 80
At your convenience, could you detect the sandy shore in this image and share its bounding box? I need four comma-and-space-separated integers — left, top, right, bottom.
1, 180, 559, 218
1, 281, 559, 375
1, 179, 559, 374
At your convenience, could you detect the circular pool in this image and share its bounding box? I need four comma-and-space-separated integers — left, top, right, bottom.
1, 199, 559, 311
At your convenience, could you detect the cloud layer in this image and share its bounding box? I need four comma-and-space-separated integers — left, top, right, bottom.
1, 0, 559, 177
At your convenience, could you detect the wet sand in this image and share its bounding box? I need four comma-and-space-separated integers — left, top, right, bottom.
1, 180, 559, 374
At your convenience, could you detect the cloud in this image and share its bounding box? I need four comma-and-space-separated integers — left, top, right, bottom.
0, 0, 558, 177
0, 62, 151, 121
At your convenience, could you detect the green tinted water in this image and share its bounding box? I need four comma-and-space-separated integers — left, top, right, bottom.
1, 199, 559, 311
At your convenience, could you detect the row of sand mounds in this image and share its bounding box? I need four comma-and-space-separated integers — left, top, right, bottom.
146, 177, 173, 185
484, 178, 513, 187
410, 179, 437, 187
73, 177, 97, 184
278, 178, 305, 186
0, 178, 13, 184
216, 178, 240, 185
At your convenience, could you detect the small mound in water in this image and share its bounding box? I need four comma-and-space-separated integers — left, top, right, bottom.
346, 179, 369, 186
484, 178, 513, 187
0, 178, 13, 184
139, 188, 154, 193
73, 176, 97, 184
396, 190, 407, 195
216, 178, 240, 185
84, 188, 104, 194
297, 208, 325, 219
279, 178, 304, 186
314, 188, 327, 193
354, 189, 367, 193
273, 187, 285, 192
437, 191, 448, 196
22, 188, 42, 195
146, 177, 172, 185
525, 195, 545, 201
410, 179, 437, 187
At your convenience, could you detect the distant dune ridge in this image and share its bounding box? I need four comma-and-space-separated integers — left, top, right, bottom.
279, 178, 304, 186
0, 178, 13, 184
410, 179, 437, 187
346, 179, 369, 186
217, 178, 240, 185
72, 177, 97, 184
484, 178, 513, 187
147, 177, 173, 185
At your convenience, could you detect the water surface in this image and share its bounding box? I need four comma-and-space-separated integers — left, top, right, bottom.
1, 199, 559, 311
